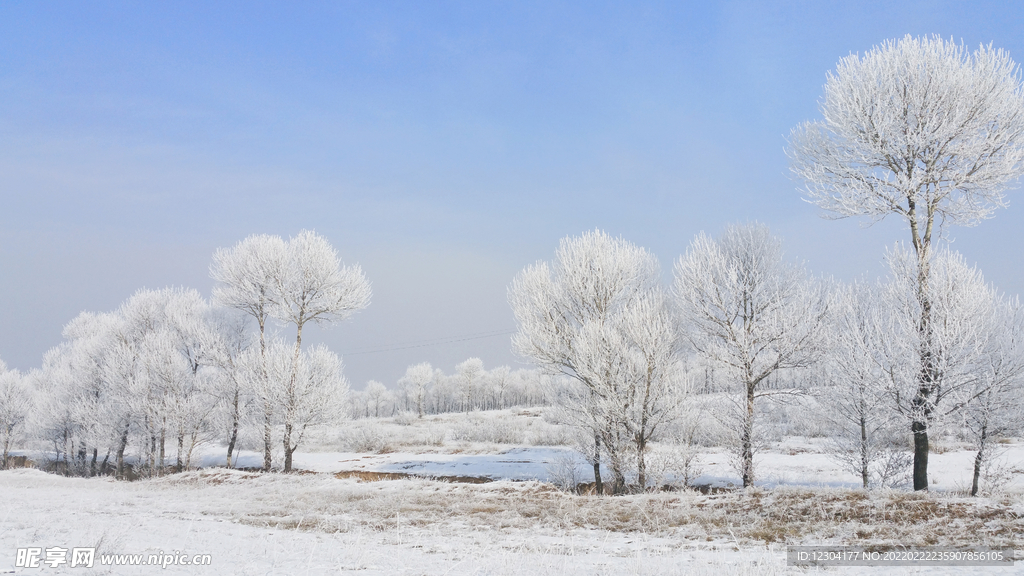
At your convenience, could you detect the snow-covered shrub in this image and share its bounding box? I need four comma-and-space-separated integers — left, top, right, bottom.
546, 450, 585, 492
450, 415, 526, 444
340, 425, 394, 454
525, 419, 569, 446
761, 394, 831, 439
644, 442, 703, 490
392, 411, 417, 426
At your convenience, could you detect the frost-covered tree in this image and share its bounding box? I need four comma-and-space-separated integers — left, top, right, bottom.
211, 234, 287, 471
117, 288, 219, 476
263, 339, 347, 470
231, 338, 346, 469
273, 230, 372, 351
819, 281, 910, 488
880, 246, 997, 490
879, 247, 1022, 493
211, 230, 369, 472
510, 230, 682, 494
273, 231, 370, 472
488, 365, 512, 410
0, 361, 31, 469
363, 380, 389, 418
36, 311, 134, 477
455, 358, 484, 413
398, 362, 435, 418
962, 296, 1024, 495
35, 306, 152, 479
617, 290, 688, 488
206, 309, 253, 468
34, 289, 228, 479
570, 288, 686, 489
789, 35, 1024, 490
673, 223, 828, 488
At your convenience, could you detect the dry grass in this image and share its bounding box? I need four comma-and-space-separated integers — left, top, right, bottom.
155, 469, 1023, 549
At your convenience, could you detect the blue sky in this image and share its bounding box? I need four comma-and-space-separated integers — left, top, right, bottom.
3, 1, 1024, 386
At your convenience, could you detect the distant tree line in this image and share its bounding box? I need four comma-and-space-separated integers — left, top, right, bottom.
348, 361, 555, 420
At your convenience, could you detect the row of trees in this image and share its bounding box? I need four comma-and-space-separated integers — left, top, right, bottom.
349, 360, 552, 419
0, 230, 369, 477
511, 35, 1024, 493
789, 35, 1024, 490
819, 249, 1024, 494
510, 225, 1024, 495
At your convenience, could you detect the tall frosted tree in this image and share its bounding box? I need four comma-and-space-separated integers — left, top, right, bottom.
510, 230, 682, 494
212, 230, 369, 472
206, 308, 252, 468
789, 35, 1024, 490
274, 230, 370, 472
35, 312, 123, 476
116, 288, 218, 476
673, 223, 828, 488
211, 234, 287, 471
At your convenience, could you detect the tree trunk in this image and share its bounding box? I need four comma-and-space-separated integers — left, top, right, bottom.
282, 317, 305, 474
186, 430, 198, 470
176, 431, 184, 473
741, 380, 756, 488
90, 447, 98, 477
283, 422, 294, 472
115, 425, 130, 480
259, 315, 272, 472
149, 424, 158, 478
910, 206, 936, 492
605, 430, 627, 494
63, 430, 72, 476
971, 423, 987, 497
636, 435, 647, 492
263, 399, 273, 471
912, 417, 929, 491
636, 368, 654, 493
859, 411, 869, 489
611, 467, 626, 494
160, 426, 167, 475
592, 433, 604, 496
226, 389, 239, 468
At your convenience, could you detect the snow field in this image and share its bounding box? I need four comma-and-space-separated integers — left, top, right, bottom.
1, 464, 1021, 575
4, 409, 1024, 575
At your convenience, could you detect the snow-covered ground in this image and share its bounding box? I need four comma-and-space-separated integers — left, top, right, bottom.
2, 409, 1022, 575
2, 468, 1021, 576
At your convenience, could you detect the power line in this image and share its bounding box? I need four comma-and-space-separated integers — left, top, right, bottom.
341, 329, 516, 356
